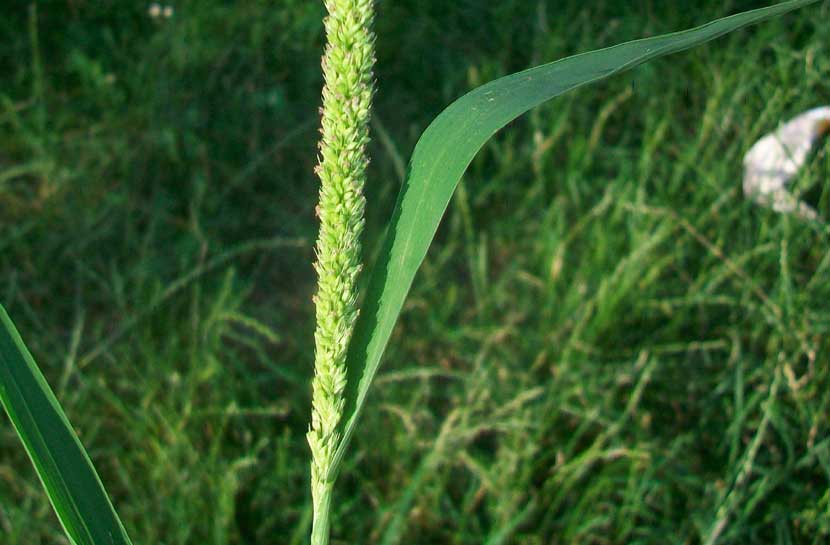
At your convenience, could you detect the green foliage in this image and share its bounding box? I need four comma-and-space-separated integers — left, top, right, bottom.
331, 0, 821, 479
0, 305, 132, 545
0, 1, 828, 544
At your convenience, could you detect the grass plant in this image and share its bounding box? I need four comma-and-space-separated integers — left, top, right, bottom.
0, 1, 828, 544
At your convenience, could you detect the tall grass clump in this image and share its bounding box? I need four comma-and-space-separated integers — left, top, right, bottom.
307, 1, 375, 543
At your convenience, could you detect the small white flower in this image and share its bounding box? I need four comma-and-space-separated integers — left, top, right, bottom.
163, 5, 174, 18
148, 3, 161, 18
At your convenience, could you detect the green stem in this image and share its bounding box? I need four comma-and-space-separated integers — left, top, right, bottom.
310, 480, 334, 545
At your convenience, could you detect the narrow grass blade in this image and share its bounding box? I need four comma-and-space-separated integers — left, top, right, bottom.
0, 305, 132, 545
330, 0, 820, 477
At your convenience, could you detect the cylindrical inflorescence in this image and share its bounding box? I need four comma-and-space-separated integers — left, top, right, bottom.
307, 1, 376, 544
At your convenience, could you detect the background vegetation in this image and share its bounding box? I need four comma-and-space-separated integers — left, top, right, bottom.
1, 1, 828, 543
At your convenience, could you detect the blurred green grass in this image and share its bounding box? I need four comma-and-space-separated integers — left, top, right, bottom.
1, 1, 829, 544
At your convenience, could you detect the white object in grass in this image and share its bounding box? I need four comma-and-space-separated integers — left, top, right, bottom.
148, 3, 173, 19
743, 106, 830, 220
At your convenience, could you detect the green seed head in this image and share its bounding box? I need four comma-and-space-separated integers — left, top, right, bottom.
308, 0, 376, 531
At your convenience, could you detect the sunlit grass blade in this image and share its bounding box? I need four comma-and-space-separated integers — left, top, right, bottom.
0, 304, 132, 545
329, 0, 820, 478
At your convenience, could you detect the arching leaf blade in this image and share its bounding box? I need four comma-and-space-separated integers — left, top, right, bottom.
330, 0, 820, 478
0, 305, 132, 545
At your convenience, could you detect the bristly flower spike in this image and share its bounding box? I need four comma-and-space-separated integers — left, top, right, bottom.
307, 1, 376, 544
